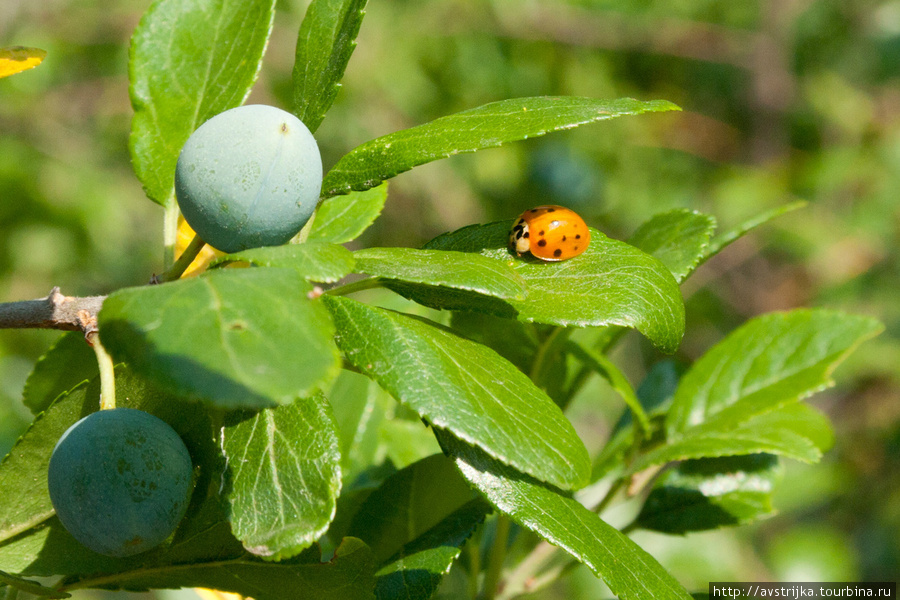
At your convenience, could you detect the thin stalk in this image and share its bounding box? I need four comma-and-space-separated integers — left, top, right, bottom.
591, 477, 625, 515
528, 327, 570, 383
467, 530, 482, 599
498, 540, 558, 599
481, 515, 511, 600
162, 202, 180, 270
566, 341, 651, 438
90, 333, 116, 411
154, 234, 206, 284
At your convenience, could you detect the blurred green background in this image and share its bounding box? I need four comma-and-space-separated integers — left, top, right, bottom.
1, 0, 898, 597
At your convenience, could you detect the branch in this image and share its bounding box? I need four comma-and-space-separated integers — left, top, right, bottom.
0, 287, 106, 336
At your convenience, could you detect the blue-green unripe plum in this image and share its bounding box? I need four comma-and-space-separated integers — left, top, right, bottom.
47, 408, 193, 557
175, 104, 323, 253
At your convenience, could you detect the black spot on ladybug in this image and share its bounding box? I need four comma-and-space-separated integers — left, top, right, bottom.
575, 234, 582, 239
529, 209, 539, 213
547, 207, 556, 212
562, 235, 567, 241
538, 230, 545, 236
523, 232, 530, 238
537, 239, 547, 247
553, 248, 563, 257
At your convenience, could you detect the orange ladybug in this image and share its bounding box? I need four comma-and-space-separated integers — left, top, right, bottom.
509, 205, 590, 261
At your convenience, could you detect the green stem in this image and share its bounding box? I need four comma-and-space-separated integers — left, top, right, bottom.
619, 520, 638, 536
528, 327, 570, 384
154, 233, 206, 284
592, 477, 625, 515
497, 540, 557, 599
324, 277, 385, 296
565, 341, 651, 438
90, 334, 116, 411
163, 202, 180, 271
467, 529, 482, 599
481, 515, 511, 600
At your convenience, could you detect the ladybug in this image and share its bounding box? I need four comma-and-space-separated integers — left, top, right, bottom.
509, 205, 590, 261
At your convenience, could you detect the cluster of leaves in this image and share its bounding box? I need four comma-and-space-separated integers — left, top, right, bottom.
0, 0, 882, 599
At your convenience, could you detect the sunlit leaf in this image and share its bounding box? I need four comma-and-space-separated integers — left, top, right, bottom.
293, 0, 367, 132
99, 268, 340, 409
424, 222, 685, 353
323, 97, 680, 197
324, 296, 591, 491
438, 432, 692, 600
354, 247, 526, 300
635, 454, 782, 534
129, 0, 276, 206
308, 184, 388, 244
211, 242, 355, 283
223, 395, 342, 561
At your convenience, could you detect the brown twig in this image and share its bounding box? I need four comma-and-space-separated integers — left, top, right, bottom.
0, 287, 106, 337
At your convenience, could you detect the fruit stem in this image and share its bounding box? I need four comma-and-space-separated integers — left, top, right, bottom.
294, 209, 317, 244
154, 234, 206, 284
89, 333, 116, 410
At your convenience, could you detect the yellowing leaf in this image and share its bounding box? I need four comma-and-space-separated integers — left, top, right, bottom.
0, 46, 46, 79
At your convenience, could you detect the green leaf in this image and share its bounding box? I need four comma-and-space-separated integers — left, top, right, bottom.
437, 432, 692, 600
324, 296, 590, 490
592, 360, 680, 481
747, 402, 835, 453
425, 222, 685, 353
353, 247, 526, 300
449, 312, 539, 374
309, 184, 388, 244
292, 0, 367, 132
22, 332, 98, 415
328, 370, 388, 481
325, 463, 396, 552
0, 568, 70, 598
376, 420, 442, 472
374, 501, 487, 600
628, 209, 717, 283
99, 268, 340, 410
346, 454, 477, 564
635, 454, 782, 534
65, 537, 376, 600
0, 394, 82, 550
327, 371, 442, 487
211, 242, 355, 283
0, 367, 217, 576
566, 342, 650, 436
705, 201, 807, 261
666, 309, 883, 438
322, 97, 680, 197
223, 395, 342, 561
129, 0, 276, 206
632, 404, 835, 472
